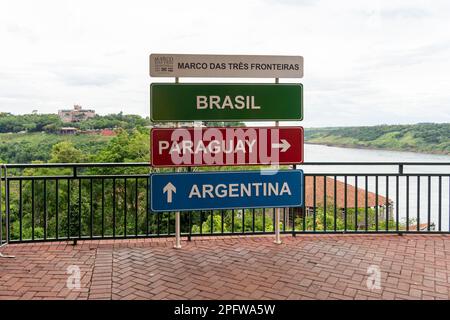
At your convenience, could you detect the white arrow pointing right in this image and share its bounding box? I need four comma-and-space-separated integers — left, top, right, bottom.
272, 139, 291, 152
163, 182, 176, 203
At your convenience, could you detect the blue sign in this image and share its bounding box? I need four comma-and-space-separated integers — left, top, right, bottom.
150, 170, 303, 212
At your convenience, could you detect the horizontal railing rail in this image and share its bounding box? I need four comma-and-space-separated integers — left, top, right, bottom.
4, 161, 450, 168
1, 162, 449, 243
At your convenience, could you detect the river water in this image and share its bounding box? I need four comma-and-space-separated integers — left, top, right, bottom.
299, 144, 450, 231
304, 143, 450, 164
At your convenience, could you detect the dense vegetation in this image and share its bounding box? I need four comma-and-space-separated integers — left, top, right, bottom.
304, 123, 450, 155
0, 113, 62, 133
76, 113, 150, 130
0, 132, 112, 163
0, 112, 151, 133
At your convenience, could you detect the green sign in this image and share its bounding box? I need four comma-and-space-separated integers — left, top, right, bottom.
150, 83, 303, 121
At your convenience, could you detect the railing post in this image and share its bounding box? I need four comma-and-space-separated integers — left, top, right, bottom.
0, 164, 14, 258
292, 164, 297, 237
398, 163, 405, 236
174, 211, 181, 249
5, 165, 9, 244
68, 166, 81, 246
0, 164, 3, 248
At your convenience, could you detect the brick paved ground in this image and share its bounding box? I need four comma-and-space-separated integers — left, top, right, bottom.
1, 234, 450, 300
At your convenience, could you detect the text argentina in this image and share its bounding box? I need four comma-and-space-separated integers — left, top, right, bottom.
189, 182, 292, 199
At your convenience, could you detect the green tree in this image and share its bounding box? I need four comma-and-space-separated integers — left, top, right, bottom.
49, 141, 85, 163
93, 128, 149, 165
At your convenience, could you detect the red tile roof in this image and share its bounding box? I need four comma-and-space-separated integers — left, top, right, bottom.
101, 129, 116, 136
304, 176, 391, 209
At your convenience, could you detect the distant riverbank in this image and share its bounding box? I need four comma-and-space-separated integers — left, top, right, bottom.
304, 123, 450, 156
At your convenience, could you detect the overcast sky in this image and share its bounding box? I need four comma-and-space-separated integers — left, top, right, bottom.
1, 0, 450, 127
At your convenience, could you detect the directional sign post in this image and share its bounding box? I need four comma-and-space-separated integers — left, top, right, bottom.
149, 53, 305, 249
150, 83, 303, 121
150, 170, 303, 212
151, 127, 304, 167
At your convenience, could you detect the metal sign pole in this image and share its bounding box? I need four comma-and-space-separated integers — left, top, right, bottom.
274, 78, 282, 245
174, 210, 181, 249
174, 77, 182, 249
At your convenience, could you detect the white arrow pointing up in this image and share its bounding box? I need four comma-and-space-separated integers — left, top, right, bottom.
272, 139, 291, 152
163, 182, 176, 203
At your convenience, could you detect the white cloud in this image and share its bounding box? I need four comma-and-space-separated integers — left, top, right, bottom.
0, 0, 449, 126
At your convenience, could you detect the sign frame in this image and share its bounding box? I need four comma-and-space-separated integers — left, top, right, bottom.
150, 126, 304, 167
150, 83, 303, 122
150, 53, 304, 78
149, 170, 304, 212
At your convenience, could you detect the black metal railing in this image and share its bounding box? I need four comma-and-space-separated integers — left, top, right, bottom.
0, 162, 449, 244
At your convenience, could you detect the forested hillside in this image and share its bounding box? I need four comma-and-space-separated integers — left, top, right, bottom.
0, 132, 113, 163
0, 112, 150, 163
0, 110, 245, 163
304, 123, 450, 155
0, 112, 150, 133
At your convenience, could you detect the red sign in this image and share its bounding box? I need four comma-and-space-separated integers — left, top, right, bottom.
151, 127, 303, 167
